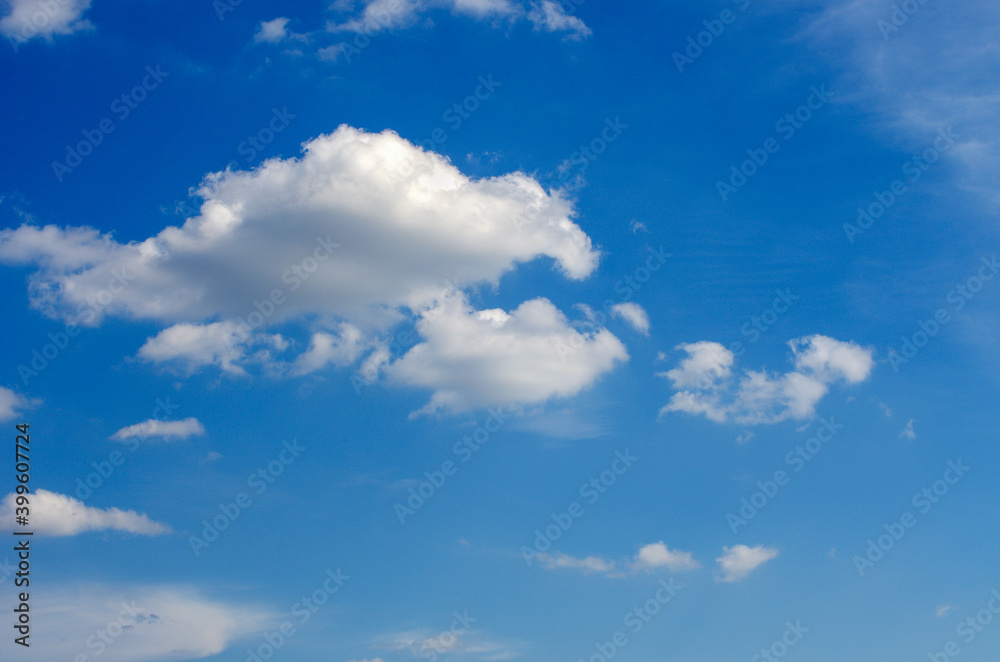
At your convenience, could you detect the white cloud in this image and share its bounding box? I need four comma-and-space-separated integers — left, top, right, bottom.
326, 0, 590, 40
527, 0, 591, 40
0, 489, 171, 537
659, 335, 874, 425
111, 417, 205, 442
900, 419, 916, 440
289, 324, 365, 376
136, 321, 285, 375
254, 17, 291, 43
735, 431, 755, 445
630, 542, 700, 572
611, 302, 650, 335
0, 386, 38, 422
377, 627, 519, 661
716, 544, 779, 583
537, 552, 616, 574
535, 543, 698, 577
936, 603, 954, 618
385, 293, 627, 415
0, 0, 92, 44
11, 585, 270, 661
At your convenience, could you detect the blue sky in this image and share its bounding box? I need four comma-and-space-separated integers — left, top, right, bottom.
1, 0, 999, 660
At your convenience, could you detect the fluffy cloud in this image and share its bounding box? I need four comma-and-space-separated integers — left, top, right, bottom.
611, 302, 650, 335
111, 417, 205, 442
0, 126, 625, 411
0, 0, 92, 44
0, 386, 38, 422
630, 541, 700, 572
0, 489, 171, 537
659, 335, 873, 425
385, 294, 627, 415
716, 544, 779, 583
0, 126, 597, 328
527, 0, 591, 40
18, 585, 269, 661
254, 17, 291, 43
327, 0, 590, 40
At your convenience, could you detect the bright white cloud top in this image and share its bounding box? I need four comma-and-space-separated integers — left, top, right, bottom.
631, 541, 700, 572
611, 302, 650, 335
0, 125, 628, 413
715, 544, 779, 583
1, 490, 171, 537
111, 417, 206, 442
659, 335, 874, 425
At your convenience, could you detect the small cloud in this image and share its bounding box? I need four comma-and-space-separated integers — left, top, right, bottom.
112, 417, 205, 442
900, 419, 916, 440
715, 544, 779, 583
537, 552, 616, 574
0, 386, 39, 422
1, 489, 171, 537
736, 431, 755, 445
611, 302, 650, 335
630, 542, 699, 572
254, 17, 291, 43
936, 604, 953, 618
828, 547, 836, 558
202, 451, 223, 463
527, 0, 592, 40
879, 402, 892, 417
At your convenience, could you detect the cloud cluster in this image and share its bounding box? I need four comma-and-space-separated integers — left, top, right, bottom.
659, 335, 874, 425
0, 126, 626, 413
0, 489, 171, 537
325, 0, 591, 40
